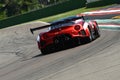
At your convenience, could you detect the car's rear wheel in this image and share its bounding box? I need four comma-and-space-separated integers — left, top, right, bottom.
87, 26, 95, 42
41, 45, 55, 55
95, 24, 100, 38
41, 48, 48, 55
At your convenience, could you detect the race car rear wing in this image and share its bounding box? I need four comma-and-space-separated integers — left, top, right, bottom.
30, 16, 84, 34
30, 24, 50, 34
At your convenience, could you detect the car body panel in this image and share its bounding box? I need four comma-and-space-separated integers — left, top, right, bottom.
30, 16, 100, 53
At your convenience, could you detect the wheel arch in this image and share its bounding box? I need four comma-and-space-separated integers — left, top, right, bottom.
83, 22, 91, 36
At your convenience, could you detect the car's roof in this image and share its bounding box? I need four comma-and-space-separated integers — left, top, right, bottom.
51, 16, 83, 25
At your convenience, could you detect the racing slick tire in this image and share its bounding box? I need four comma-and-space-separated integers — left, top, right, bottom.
41, 48, 48, 55
40, 45, 55, 55
95, 24, 100, 38
87, 26, 95, 42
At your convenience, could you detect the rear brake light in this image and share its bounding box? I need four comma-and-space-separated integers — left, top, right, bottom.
74, 25, 81, 30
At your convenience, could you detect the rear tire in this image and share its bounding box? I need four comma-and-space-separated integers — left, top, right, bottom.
95, 25, 100, 38
41, 48, 48, 55
87, 26, 95, 42
41, 45, 55, 55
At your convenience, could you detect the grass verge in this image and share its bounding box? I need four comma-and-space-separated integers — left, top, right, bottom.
39, 4, 116, 22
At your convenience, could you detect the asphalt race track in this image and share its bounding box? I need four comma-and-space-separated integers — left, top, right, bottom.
0, 5, 120, 80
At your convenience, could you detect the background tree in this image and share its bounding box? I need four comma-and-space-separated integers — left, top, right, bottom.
0, 0, 20, 17
0, 0, 40, 18
0, 0, 69, 19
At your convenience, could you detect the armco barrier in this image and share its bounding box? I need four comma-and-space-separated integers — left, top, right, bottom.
86, 0, 119, 8
0, 0, 86, 28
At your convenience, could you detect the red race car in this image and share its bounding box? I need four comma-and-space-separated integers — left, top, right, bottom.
30, 16, 100, 54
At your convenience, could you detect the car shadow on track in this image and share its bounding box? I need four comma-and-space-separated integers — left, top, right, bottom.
21, 42, 84, 61
32, 35, 101, 58
32, 54, 43, 58
32, 41, 89, 58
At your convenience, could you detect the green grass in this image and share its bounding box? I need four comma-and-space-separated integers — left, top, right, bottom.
0, 12, 6, 20
39, 4, 116, 22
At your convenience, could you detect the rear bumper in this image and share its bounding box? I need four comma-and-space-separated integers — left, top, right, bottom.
38, 29, 89, 49
38, 36, 88, 50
